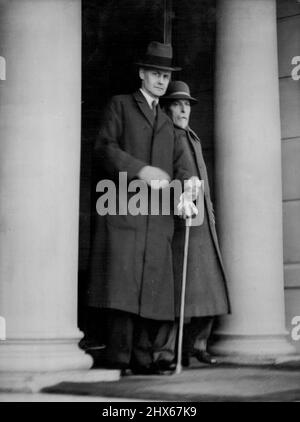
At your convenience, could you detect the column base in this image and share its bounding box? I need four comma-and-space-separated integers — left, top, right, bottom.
0, 369, 120, 393
211, 333, 296, 364
0, 338, 93, 372
0, 338, 121, 392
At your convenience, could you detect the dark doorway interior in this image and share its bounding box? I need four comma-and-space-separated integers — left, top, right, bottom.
78, 0, 216, 342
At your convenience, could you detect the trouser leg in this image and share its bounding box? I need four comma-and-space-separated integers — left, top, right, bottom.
131, 317, 177, 367
104, 309, 134, 368
193, 316, 214, 351
104, 311, 177, 369
182, 323, 195, 356
152, 321, 177, 363
130, 316, 153, 368
183, 316, 214, 354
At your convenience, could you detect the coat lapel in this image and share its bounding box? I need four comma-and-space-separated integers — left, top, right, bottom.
186, 128, 225, 268
133, 91, 155, 127
186, 128, 212, 215
186, 128, 205, 180
155, 105, 169, 133
133, 91, 168, 132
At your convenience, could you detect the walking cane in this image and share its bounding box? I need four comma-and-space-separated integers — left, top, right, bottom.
175, 181, 205, 375
175, 216, 192, 374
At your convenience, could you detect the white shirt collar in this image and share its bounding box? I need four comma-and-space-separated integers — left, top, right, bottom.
140, 88, 159, 109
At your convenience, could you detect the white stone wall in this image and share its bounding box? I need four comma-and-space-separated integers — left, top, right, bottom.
277, 0, 300, 352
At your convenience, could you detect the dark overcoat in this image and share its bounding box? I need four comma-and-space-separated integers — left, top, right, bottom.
172, 126, 231, 318
87, 91, 192, 321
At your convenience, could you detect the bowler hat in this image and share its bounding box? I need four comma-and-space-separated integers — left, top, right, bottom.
161, 81, 198, 104
135, 41, 181, 72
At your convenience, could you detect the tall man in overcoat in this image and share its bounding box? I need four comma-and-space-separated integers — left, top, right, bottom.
87, 42, 196, 374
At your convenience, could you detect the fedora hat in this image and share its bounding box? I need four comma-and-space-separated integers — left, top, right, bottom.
161, 81, 198, 104
135, 41, 181, 72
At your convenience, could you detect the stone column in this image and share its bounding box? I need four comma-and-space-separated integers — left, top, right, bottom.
213, 0, 295, 358
0, 0, 114, 390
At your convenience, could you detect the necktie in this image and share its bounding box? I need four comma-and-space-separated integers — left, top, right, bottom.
152, 100, 157, 118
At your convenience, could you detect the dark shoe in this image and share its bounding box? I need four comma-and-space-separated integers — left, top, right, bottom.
193, 350, 217, 364
131, 364, 157, 375
153, 359, 176, 374
131, 361, 175, 376
95, 358, 129, 371
121, 368, 132, 376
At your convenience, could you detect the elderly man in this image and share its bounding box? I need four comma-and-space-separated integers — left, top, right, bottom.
87, 43, 197, 375
162, 81, 230, 366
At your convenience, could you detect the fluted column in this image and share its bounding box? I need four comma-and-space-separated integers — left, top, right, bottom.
0, 0, 94, 387
213, 0, 295, 358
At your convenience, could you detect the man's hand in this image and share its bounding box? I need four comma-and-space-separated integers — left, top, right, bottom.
177, 198, 198, 219
177, 177, 203, 219
138, 165, 171, 189
184, 176, 202, 201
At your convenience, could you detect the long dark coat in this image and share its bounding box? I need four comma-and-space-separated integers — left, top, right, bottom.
172, 126, 231, 318
87, 91, 192, 321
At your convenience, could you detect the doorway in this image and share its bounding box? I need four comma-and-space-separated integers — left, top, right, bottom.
78, 0, 217, 345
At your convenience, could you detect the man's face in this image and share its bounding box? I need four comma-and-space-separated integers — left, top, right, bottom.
139, 68, 171, 98
168, 99, 191, 129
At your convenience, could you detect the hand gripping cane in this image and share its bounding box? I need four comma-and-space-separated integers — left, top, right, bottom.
175, 181, 205, 374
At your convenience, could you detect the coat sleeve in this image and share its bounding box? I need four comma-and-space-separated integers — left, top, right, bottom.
173, 129, 196, 183
95, 97, 147, 181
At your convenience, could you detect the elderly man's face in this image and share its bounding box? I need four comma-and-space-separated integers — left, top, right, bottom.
139, 68, 171, 98
168, 99, 191, 129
